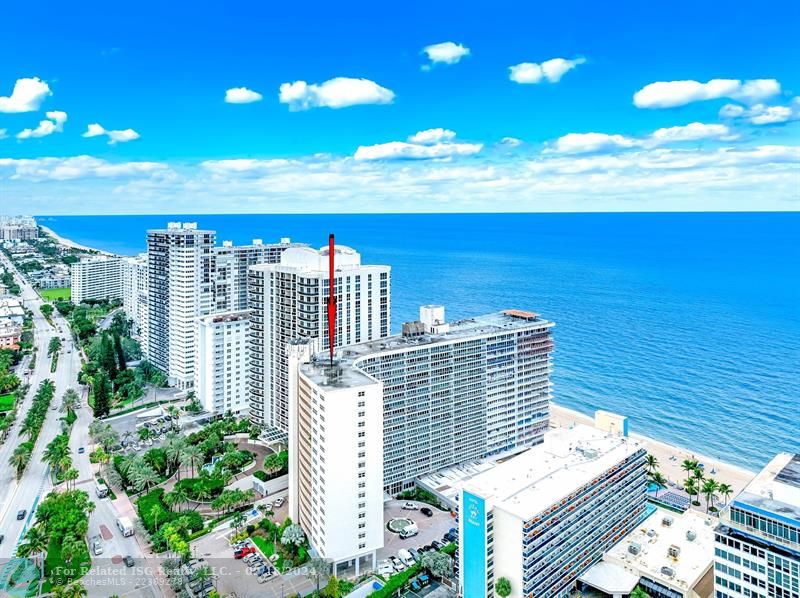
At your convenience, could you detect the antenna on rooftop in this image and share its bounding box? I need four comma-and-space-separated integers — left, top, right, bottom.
326, 233, 337, 365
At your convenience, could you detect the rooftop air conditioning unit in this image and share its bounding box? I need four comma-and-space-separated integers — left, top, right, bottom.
686, 530, 697, 541
662, 516, 674, 527
668, 545, 680, 558
661, 566, 675, 578
628, 542, 641, 555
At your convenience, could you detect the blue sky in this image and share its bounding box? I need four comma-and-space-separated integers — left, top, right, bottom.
1, 0, 798, 213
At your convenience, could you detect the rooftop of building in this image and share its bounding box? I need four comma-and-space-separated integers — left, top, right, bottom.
734, 452, 800, 524
217, 237, 307, 250
598, 506, 715, 592
463, 424, 643, 520
197, 310, 251, 325
251, 244, 389, 273
147, 222, 215, 234
298, 309, 553, 392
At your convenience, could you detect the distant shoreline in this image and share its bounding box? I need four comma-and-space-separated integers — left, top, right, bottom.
40, 224, 115, 256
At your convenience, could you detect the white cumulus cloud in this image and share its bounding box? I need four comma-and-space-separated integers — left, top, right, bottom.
17, 111, 68, 140
279, 77, 395, 111
408, 128, 456, 144
0, 77, 52, 113
0, 155, 170, 181
633, 78, 780, 108
509, 57, 585, 84
719, 102, 797, 125
0, 129, 7, 140
549, 122, 735, 154
82, 123, 140, 144
422, 42, 470, 67
224, 87, 263, 104
355, 129, 481, 161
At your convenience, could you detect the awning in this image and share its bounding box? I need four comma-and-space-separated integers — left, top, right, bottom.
578, 561, 639, 594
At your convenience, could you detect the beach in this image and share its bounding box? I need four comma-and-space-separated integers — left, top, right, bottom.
550, 402, 756, 497
40, 224, 114, 256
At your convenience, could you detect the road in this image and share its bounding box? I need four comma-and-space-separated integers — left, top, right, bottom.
0, 253, 159, 597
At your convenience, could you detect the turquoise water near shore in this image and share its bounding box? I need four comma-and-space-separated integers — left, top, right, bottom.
40, 212, 800, 471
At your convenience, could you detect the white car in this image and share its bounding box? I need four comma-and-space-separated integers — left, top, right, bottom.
273, 497, 285, 508
401, 502, 418, 510
377, 560, 395, 576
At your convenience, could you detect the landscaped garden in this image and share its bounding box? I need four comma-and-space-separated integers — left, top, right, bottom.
39, 287, 70, 302
248, 516, 311, 572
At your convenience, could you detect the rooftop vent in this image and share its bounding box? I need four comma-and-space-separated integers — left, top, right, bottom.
662, 516, 674, 527
661, 566, 675, 578
647, 529, 656, 538
628, 542, 641, 555
686, 530, 697, 541
402, 321, 426, 338
668, 545, 680, 558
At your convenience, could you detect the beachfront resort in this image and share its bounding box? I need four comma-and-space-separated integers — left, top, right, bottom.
0, 216, 797, 598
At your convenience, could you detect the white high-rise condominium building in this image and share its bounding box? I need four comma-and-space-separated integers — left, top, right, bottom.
146, 222, 216, 389
122, 254, 148, 349
213, 238, 307, 313
714, 453, 800, 598
459, 424, 647, 598
195, 310, 251, 416
70, 256, 124, 304
288, 308, 553, 574
248, 244, 390, 431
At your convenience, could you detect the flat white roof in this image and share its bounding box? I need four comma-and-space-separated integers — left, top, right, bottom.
463, 424, 644, 520
604, 507, 715, 591
735, 452, 800, 522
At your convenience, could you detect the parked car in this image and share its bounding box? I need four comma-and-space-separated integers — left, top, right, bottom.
421, 544, 432, 552
377, 560, 394, 576
123, 556, 135, 567
431, 540, 443, 551
0, 534, 4, 544
92, 541, 103, 556
78, 447, 85, 454
409, 548, 420, 562
234, 546, 256, 559
16, 509, 26, 520
420, 507, 433, 517
273, 497, 285, 508
444, 532, 457, 542
401, 502, 418, 510
390, 556, 405, 571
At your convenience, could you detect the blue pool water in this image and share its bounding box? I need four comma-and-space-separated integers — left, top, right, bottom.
40, 212, 800, 471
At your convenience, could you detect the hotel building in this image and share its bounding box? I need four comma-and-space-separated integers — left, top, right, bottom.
122, 254, 149, 348
213, 238, 306, 313
0, 216, 38, 241
70, 256, 124, 304
195, 310, 251, 416
459, 424, 647, 598
248, 244, 390, 431
287, 307, 554, 575
146, 222, 216, 389
714, 453, 800, 598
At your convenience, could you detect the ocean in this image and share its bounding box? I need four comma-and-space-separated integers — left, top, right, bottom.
40, 212, 800, 471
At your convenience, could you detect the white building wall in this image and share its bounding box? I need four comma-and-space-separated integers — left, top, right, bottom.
248, 245, 390, 431
71, 256, 123, 304
195, 311, 250, 416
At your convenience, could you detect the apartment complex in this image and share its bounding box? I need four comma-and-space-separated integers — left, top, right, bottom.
248, 244, 390, 431
195, 310, 251, 416
288, 307, 554, 575
459, 424, 647, 598
714, 453, 800, 598
146, 222, 216, 389
288, 339, 384, 576
0, 216, 38, 241
122, 254, 149, 350
213, 238, 306, 313
70, 256, 124, 304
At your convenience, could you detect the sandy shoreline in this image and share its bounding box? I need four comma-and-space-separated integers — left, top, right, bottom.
550, 402, 756, 497
40, 224, 115, 256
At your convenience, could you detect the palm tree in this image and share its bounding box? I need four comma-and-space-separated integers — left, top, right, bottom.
64, 468, 79, 490
231, 511, 246, 531
131, 462, 160, 494
61, 388, 80, 413
53, 581, 88, 598
702, 479, 720, 513
150, 504, 163, 532
17, 525, 49, 580
164, 490, 183, 512
171, 485, 190, 511
195, 565, 214, 589
651, 472, 667, 499
10, 444, 32, 479
681, 459, 698, 476
718, 483, 733, 506
645, 454, 659, 475
182, 445, 203, 478
684, 477, 698, 504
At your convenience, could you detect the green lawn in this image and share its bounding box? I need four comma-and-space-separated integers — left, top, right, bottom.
39, 287, 71, 301
0, 393, 15, 413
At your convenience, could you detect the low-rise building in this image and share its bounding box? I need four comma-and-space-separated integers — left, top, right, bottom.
71, 256, 124, 303
194, 310, 251, 416
0, 319, 22, 349
0, 297, 25, 325
579, 507, 715, 598
714, 452, 800, 598
459, 424, 648, 598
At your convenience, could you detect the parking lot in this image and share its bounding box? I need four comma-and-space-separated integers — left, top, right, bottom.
379, 499, 456, 563
105, 409, 182, 454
